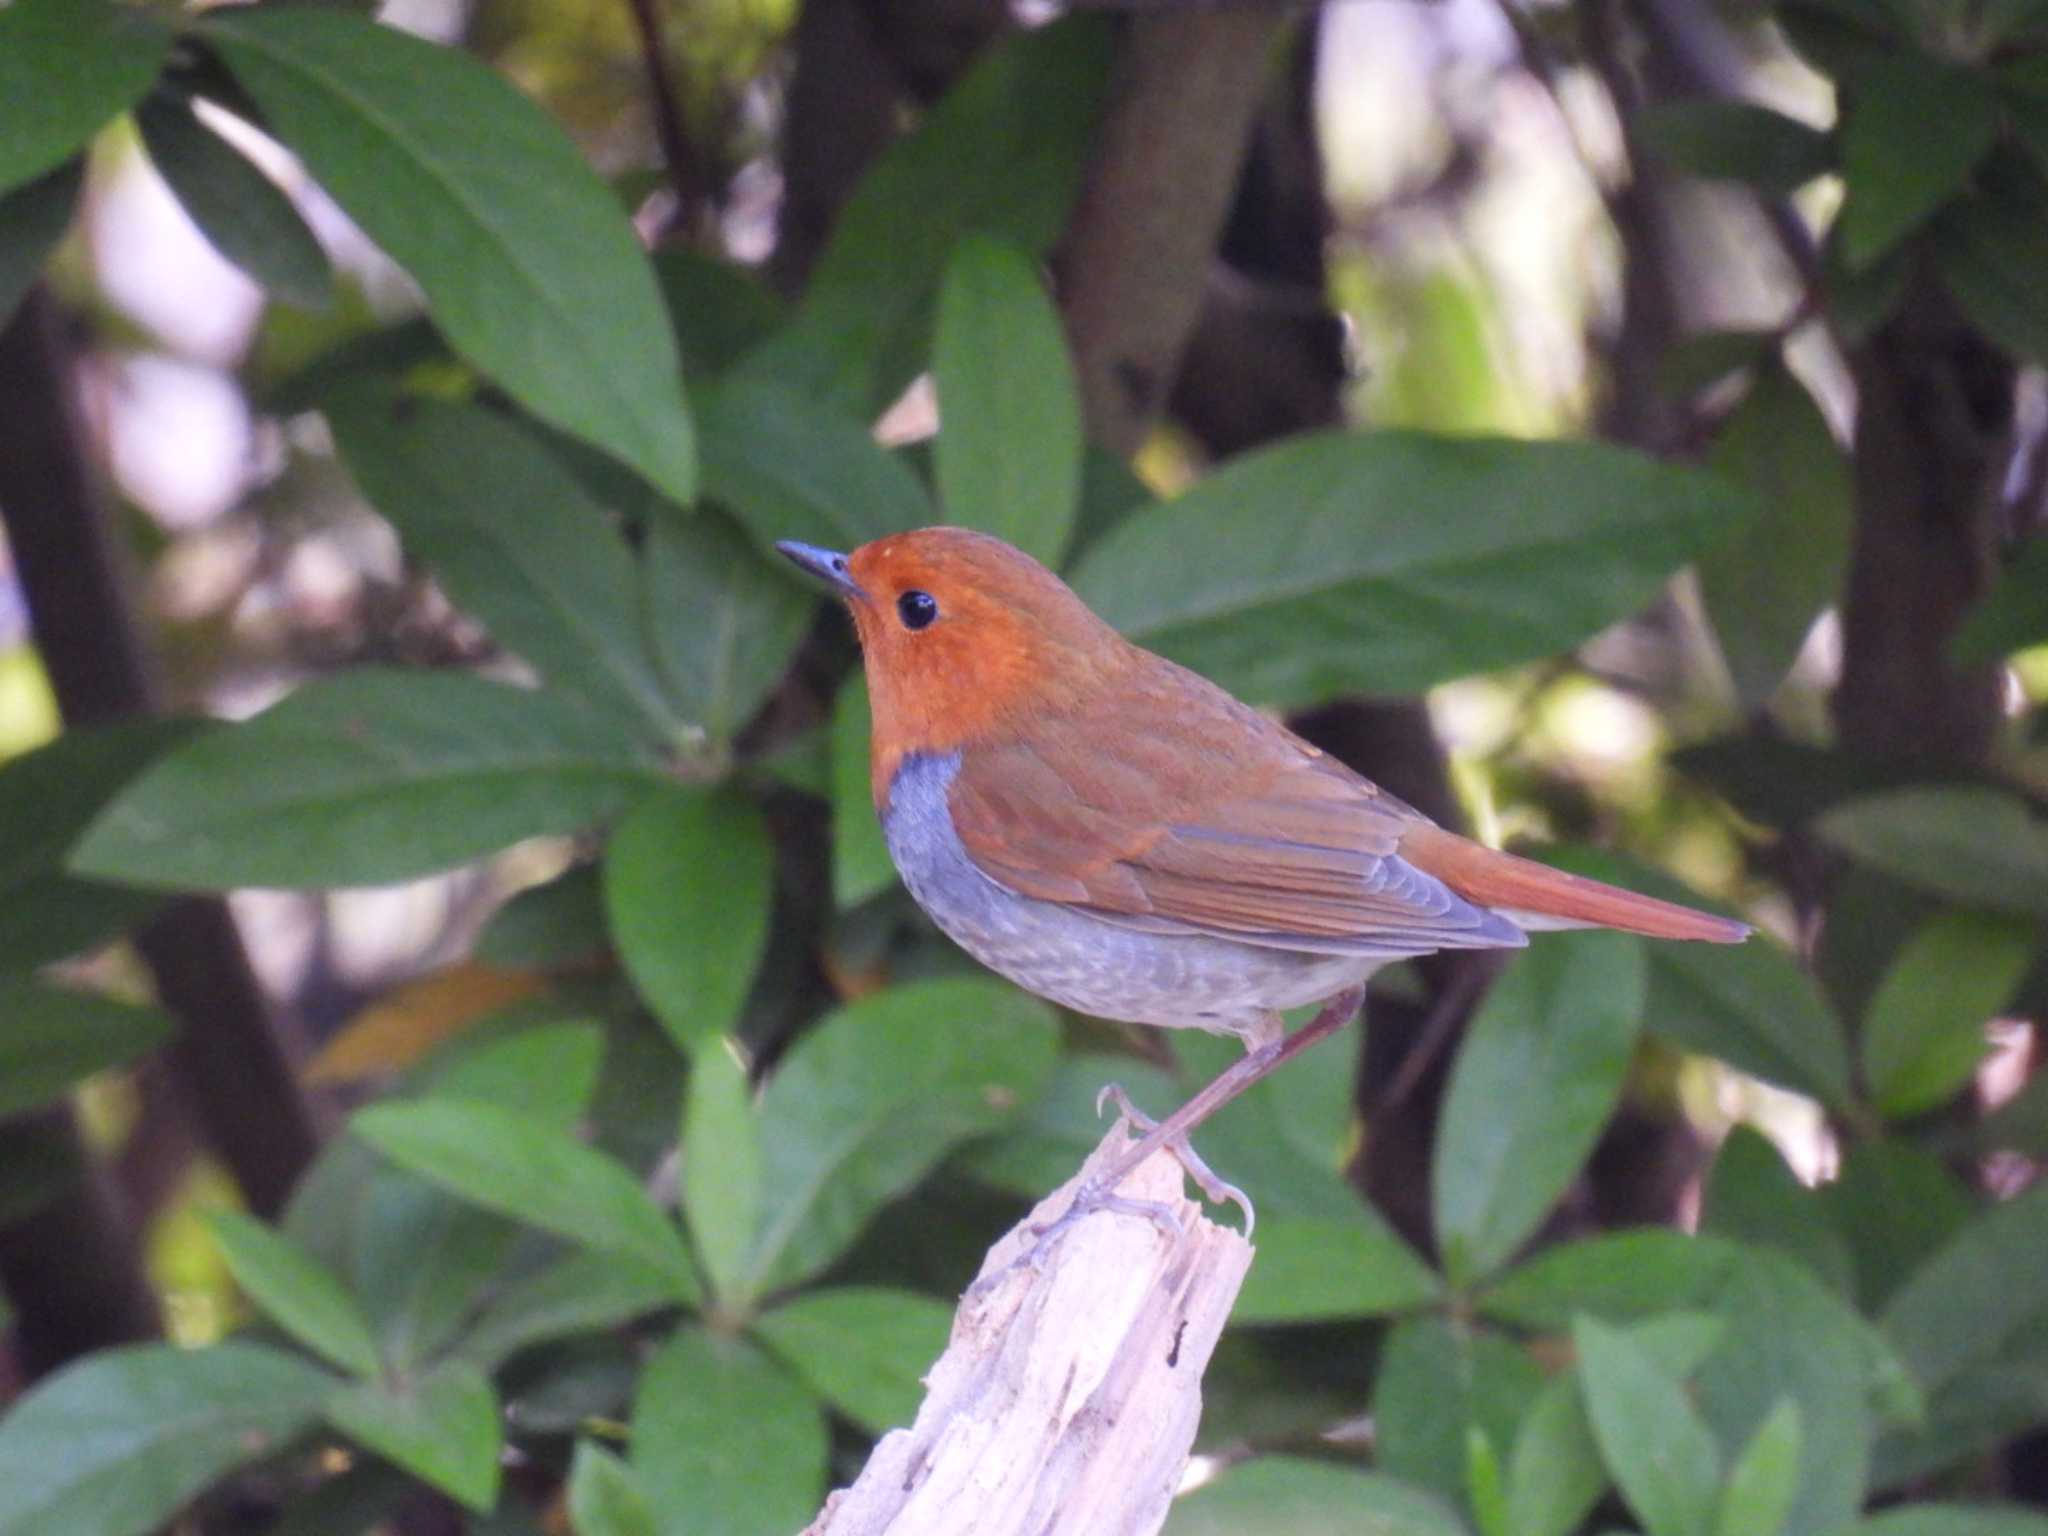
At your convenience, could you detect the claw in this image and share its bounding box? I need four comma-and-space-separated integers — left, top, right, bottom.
1095, 1080, 1157, 1128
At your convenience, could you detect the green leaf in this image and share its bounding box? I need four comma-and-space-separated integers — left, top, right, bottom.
354, 1024, 606, 1368
1821, 1139, 1973, 1310
1873, 1358, 2048, 1491
0, 158, 84, 331
1715, 1399, 1803, 1536
201, 7, 695, 501
1953, 538, 2048, 662
1839, 57, 2000, 268
1818, 787, 2048, 919
631, 1328, 825, 1536
697, 374, 932, 557
0, 0, 169, 193
641, 511, 811, 751
1696, 364, 1853, 708
326, 1363, 501, 1512
1575, 1316, 1722, 1536
566, 1441, 657, 1536
650, 246, 785, 380
758, 17, 1113, 414
323, 386, 680, 739
1374, 1318, 1544, 1513
352, 1098, 698, 1294
832, 676, 899, 907
1506, 1317, 1730, 1536
681, 1039, 760, 1312
208, 1210, 382, 1378
1932, 149, 2048, 366
1701, 1127, 1853, 1297
753, 1286, 950, 1434
1481, 1230, 1748, 1331
1165, 1461, 1469, 1536
1070, 433, 1750, 705
0, 718, 197, 968
1536, 842, 1848, 1106
1433, 931, 1648, 1283
1862, 910, 2033, 1118
1637, 100, 1832, 194
458, 1251, 685, 1369
746, 977, 1058, 1295
932, 236, 1083, 566
136, 95, 333, 310
476, 866, 608, 970
0, 1341, 332, 1536
72, 669, 660, 890
1881, 1177, 2048, 1395
1688, 1254, 1879, 1536
1231, 1215, 1443, 1323
604, 787, 772, 1052
0, 979, 174, 1118
428, 1020, 607, 1129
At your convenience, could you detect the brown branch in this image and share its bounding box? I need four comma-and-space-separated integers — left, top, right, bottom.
0, 289, 321, 1219
623, 0, 708, 235
1056, 7, 1296, 455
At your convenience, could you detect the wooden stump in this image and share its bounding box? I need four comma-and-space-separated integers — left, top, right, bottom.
803, 1121, 1253, 1536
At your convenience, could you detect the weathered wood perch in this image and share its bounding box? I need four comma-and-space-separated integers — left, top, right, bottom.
803, 1120, 1253, 1536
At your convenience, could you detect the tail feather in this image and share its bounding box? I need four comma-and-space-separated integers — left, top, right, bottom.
1397, 825, 1750, 944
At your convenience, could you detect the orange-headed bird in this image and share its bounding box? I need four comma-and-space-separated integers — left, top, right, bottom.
779, 528, 1746, 1232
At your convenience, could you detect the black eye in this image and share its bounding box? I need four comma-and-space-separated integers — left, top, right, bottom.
896, 590, 938, 631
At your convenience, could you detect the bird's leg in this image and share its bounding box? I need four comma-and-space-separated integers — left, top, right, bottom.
1035, 984, 1367, 1246
1094, 1082, 1250, 1219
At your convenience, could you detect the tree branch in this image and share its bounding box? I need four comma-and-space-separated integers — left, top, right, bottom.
805, 1125, 1251, 1536
0, 289, 321, 1219
623, 0, 708, 234
1057, 8, 1293, 455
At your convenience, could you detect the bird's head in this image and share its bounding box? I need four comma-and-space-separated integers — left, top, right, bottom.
777, 527, 1131, 800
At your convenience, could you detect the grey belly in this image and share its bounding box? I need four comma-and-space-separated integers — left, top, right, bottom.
880, 752, 1386, 1043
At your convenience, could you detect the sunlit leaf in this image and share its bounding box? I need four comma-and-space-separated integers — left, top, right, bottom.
1072, 433, 1750, 705
72, 670, 662, 890
202, 7, 695, 500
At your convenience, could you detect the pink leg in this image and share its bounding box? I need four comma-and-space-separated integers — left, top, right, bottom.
1043, 984, 1367, 1242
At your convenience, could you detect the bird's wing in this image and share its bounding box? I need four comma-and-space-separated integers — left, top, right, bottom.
945, 670, 1522, 955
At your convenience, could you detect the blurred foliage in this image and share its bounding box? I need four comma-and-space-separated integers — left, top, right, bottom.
0, 0, 2046, 1532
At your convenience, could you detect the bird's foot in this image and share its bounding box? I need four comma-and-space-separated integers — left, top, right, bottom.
1094, 1081, 1256, 1236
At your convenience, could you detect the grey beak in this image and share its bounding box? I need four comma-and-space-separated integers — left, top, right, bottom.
775, 540, 864, 600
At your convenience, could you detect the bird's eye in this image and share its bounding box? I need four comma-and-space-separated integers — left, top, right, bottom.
896, 590, 938, 631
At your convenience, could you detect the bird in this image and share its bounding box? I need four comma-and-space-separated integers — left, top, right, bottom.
777, 527, 1748, 1236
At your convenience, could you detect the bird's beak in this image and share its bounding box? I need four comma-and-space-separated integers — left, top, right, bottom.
775, 540, 865, 601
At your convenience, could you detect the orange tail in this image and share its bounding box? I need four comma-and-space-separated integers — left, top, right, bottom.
1398, 825, 1750, 944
